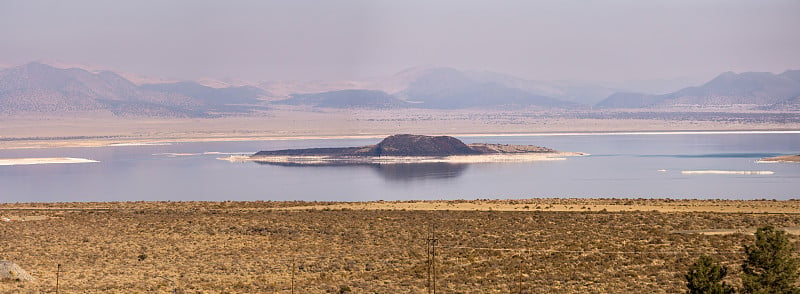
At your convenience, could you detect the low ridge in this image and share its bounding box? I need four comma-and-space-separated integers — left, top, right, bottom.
371, 134, 480, 156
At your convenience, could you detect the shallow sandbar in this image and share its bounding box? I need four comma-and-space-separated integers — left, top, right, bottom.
0, 157, 99, 166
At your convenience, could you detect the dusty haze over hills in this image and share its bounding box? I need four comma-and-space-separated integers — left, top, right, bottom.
1, 0, 799, 85
2, 62, 799, 117
1, 0, 800, 146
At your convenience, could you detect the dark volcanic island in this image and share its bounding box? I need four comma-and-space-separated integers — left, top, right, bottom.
233, 134, 583, 166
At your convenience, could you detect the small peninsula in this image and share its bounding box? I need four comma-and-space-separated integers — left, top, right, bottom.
240, 134, 584, 165
759, 154, 800, 163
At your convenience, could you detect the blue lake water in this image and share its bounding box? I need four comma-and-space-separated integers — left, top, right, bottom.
1, 132, 799, 202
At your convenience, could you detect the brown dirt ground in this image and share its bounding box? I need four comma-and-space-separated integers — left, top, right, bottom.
2, 199, 800, 293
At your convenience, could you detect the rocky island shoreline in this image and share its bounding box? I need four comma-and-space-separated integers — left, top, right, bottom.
759, 154, 800, 163
235, 134, 584, 166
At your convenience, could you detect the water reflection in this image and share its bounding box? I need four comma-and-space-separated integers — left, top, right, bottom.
371, 163, 468, 181
252, 161, 468, 181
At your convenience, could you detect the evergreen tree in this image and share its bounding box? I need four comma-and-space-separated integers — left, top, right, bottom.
686, 254, 735, 294
742, 226, 800, 294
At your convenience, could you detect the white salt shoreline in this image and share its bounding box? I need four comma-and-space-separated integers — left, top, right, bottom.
0, 157, 99, 166
455, 130, 800, 138
4, 130, 798, 150
152, 152, 253, 157
220, 152, 587, 165
108, 142, 172, 147
681, 170, 774, 175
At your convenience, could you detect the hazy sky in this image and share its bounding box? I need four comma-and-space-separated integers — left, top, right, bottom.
1, 0, 799, 82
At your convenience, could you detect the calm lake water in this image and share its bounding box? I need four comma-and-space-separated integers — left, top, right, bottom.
1, 132, 799, 202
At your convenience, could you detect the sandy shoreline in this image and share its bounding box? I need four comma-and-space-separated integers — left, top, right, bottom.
228, 152, 585, 165
0, 157, 99, 166
2, 199, 799, 213
2, 129, 799, 150
758, 154, 800, 163
3, 110, 798, 150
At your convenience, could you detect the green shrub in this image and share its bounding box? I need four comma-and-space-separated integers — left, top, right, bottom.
741, 226, 800, 294
685, 255, 734, 294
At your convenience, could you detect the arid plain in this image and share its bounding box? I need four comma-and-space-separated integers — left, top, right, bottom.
2, 199, 800, 293
2, 109, 798, 149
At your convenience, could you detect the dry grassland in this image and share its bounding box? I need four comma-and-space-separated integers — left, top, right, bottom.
2, 199, 800, 293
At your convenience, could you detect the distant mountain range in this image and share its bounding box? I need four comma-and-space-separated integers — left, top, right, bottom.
1, 62, 798, 117
269, 67, 598, 109
0, 62, 269, 117
275, 89, 409, 109
140, 82, 265, 105
596, 70, 800, 110
385, 66, 619, 106
395, 67, 578, 109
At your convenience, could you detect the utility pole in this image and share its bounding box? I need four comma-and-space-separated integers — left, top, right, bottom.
426, 236, 431, 294
517, 252, 529, 294
432, 229, 436, 294
56, 263, 61, 294
290, 256, 295, 294
426, 224, 438, 294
